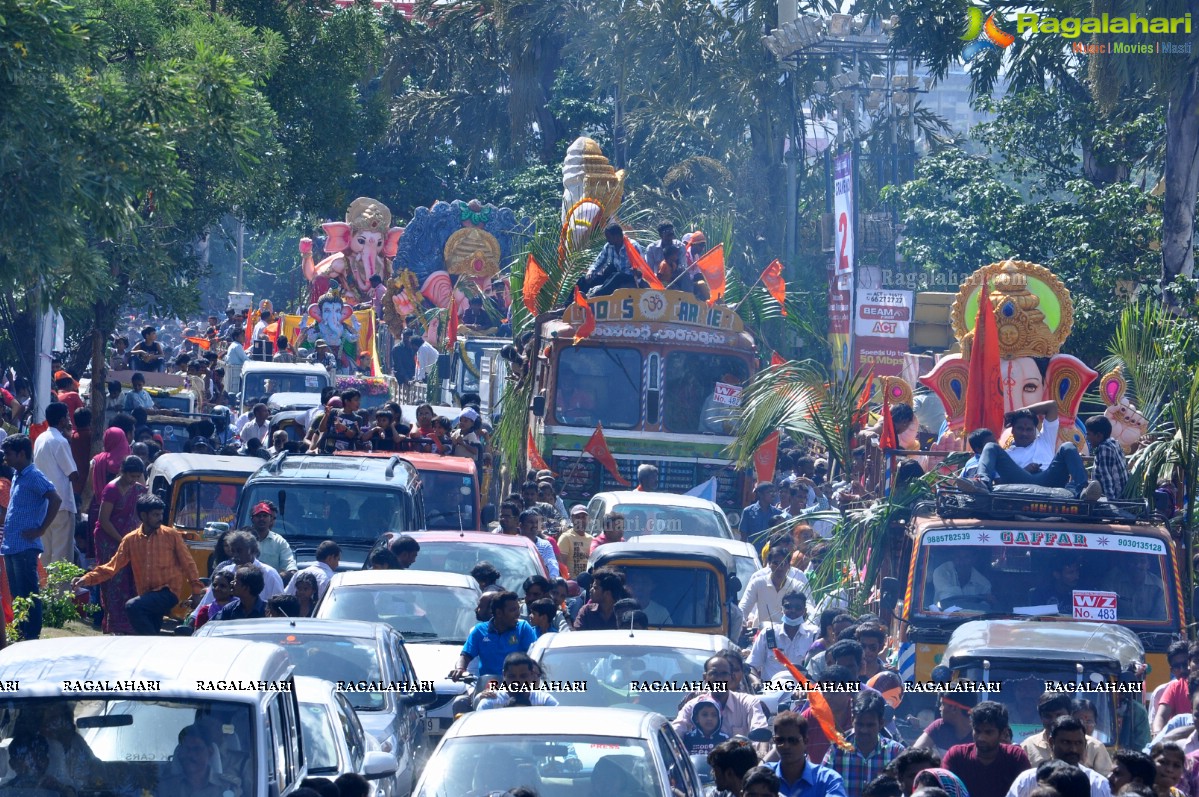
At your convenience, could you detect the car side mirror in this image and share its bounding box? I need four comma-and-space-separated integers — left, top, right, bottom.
531, 395, 546, 417
880, 576, 900, 613
481, 505, 496, 526
362, 750, 398, 779
205, 521, 230, 539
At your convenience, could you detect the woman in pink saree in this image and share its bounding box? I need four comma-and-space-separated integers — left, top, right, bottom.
93, 456, 147, 634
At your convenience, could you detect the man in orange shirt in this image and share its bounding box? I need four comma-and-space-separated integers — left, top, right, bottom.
73, 494, 205, 635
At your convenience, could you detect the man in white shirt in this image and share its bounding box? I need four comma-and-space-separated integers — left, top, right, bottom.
413, 336, 438, 379
963, 401, 1101, 501
237, 403, 271, 445
195, 531, 284, 611
1006, 717, 1111, 797
931, 548, 996, 606
33, 402, 78, 565
285, 540, 340, 600
223, 333, 247, 399
746, 591, 816, 679
738, 534, 810, 635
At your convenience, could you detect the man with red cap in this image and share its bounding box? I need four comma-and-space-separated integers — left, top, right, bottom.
247, 501, 296, 581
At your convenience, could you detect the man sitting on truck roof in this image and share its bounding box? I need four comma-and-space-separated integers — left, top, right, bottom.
579, 222, 647, 298
956, 402, 1102, 502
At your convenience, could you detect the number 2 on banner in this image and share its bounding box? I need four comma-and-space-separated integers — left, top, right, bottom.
837, 212, 850, 272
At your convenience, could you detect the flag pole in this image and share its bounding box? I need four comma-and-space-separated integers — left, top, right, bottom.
730, 269, 771, 314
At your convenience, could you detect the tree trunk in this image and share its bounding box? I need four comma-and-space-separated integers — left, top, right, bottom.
1161, 67, 1199, 290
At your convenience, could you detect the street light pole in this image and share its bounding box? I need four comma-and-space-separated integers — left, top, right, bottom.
236, 216, 245, 293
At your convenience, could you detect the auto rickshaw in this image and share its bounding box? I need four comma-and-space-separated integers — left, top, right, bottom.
588, 542, 741, 638
147, 453, 264, 577
923, 619, 1146, 751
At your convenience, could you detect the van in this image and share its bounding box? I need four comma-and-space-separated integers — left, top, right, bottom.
0, 636, 306, 796
239, 362, 331, 415
235, 453, 425, 568
335, 451, 487, 530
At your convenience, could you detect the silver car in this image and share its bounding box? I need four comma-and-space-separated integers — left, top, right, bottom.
413, 707, 703, 797
295, 676, 400, 797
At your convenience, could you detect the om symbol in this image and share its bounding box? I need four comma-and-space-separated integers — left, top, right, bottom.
639, 291, 667, 320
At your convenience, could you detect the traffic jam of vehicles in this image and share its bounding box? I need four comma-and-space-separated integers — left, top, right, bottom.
0, 140, 1188, 797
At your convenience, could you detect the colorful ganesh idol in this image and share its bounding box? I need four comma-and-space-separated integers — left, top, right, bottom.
301, 197, 403, 306
296, 288, 360, 373
920, 260, 1098, 453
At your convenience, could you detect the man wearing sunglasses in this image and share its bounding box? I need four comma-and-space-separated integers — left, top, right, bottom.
768, 710, 848, 797
738, 532, 811, 640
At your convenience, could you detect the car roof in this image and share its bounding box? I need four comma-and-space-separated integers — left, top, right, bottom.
531, 629, 733, 652
402, 530, 536, 547
242, 362, 329, 377
247, 453, 419, 485
590, 540, 736, 570
326, 569, 479, 591
942, 620, 1144, 667
195, 617, 392, 642
624, 535, 758, 561
0, 637, 291, 702
445, 706, 663, 740
593, 491, 724, 511
148, 453, 264, 481
336, 451, 478, 476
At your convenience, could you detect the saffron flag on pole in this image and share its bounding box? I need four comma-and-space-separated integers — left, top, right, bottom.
963, 282, 1005, 442
523, 254, 549, 317
625, 238, 664, 290
446, 300, 459, 349
753, 431, 781, 484
772, 649, 853, 751
770, 352, 785, 367
185, 336, 212, 351
528, 428, 551, 473
761, 259, 787, 315
693, 244, 726, 306
583, 423, 630, 486
572, 287, 596, 345
879, 387, 898, 451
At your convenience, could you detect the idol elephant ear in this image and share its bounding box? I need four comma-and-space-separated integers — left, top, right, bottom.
322, 222, 353, 253
384, 227, 404, 258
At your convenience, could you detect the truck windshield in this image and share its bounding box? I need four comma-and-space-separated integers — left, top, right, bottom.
913, 529, 1173, 624
0, 698, 256, 795
239, 484, 411, 541
554, 347, 642, 429
663, 352, 750, 434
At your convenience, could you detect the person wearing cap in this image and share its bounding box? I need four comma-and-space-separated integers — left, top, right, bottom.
123, 372, 156, 413
452, 408, 483, 459
740, 481, 781, 545
308, 338, 338, 377
684, 230, 708, 269
246, 501, 296, 580
557, 505, 593, 578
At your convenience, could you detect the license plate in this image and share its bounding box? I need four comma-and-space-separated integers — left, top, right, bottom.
425, 718, 440, 733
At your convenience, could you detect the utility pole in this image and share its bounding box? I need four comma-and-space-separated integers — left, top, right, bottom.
236, 217, 245, 293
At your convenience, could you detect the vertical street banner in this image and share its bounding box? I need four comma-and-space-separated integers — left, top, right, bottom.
852, 288, 913, 377
829, 153, 855, 381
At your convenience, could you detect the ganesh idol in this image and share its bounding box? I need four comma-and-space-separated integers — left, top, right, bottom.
921, 260, 1098, 453
301, 197, 403, 306
297, 288, 361, 374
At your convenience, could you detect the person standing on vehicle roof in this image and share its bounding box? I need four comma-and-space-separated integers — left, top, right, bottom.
246, 501, 296, 581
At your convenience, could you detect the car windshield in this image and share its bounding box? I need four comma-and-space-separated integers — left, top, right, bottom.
416, 735, 661, 797
299, 702, 341, 774
538, 645, 711, 716
419, 470, 478, 530
319, 584, 479, 644
0, 698, 256, 795
172, 480, 242, 530
613, 503, 732, 539
957, 667, 1118, 745
613, 565, 722, 628
914, 530, 1173, 624
409, 541, 541, 593
554, 347, 642, 429
663, 352, 751, 434
241, 371, 328, 407
213, 633, 388, 710
239, 484, 412, 542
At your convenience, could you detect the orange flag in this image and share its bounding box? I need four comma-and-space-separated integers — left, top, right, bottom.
753, 431, 780, 484
446, 301, 459, 349
186, 336, 212, 350
583, 422, 630, 486
625, 238, 664, 290
528, 428, 551, 473
772, 649, 853, 751
572, 287, 595, 345
770, 352, 785, 367
694, 244, 726, 306
761, 259, 787, 315
523, 254, 549, 317
243, 310, 255, 348
879, 386, 897, 450
964, 282, 1005, 444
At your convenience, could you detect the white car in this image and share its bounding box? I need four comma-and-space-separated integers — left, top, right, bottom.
295, 676, 401, 797
528, 629, 736, 719
585, 490, 735, 540
413, 707, 702, 797
315, 569, 480, 738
